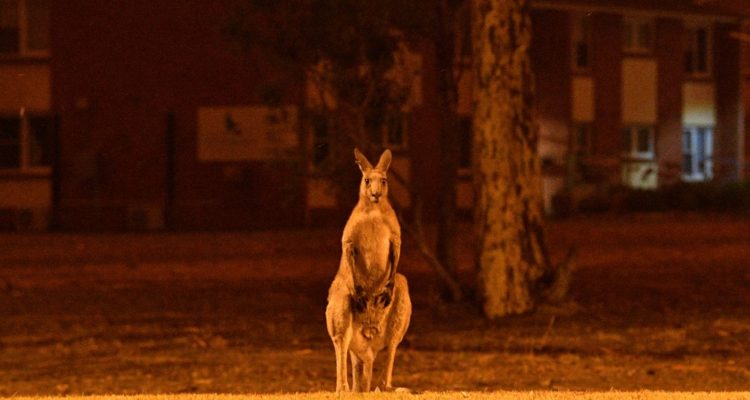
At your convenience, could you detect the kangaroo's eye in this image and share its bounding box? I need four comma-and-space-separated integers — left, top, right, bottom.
381, 179, 387, 185
364, 178, 370, 185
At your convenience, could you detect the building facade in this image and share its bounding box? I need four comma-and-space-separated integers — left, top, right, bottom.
0, 0, 748, 230
528, 0, 747, 212
0, 0, 52, 230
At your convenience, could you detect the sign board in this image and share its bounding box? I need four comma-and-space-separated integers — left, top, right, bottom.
197, 105, 299, 161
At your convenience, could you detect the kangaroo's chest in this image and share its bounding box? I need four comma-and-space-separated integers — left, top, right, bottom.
345, 213, 396, 282
352, 218, 391, 257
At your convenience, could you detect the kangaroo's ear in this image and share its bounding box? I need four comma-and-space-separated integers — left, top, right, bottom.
353, 148, 373, 173
375, 149, 392, 172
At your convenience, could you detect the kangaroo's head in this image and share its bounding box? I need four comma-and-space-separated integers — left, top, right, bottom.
354, 148, 392, 205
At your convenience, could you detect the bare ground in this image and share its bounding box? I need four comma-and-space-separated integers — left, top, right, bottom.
0, 213, 749, 395
8, 392, 750, 400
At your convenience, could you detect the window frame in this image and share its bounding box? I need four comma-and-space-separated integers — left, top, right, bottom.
682, 125, 713, 182
622, 16, 654, 55
0, 109, 53, 174
622, 125, 655, 160
0, 0, 49, 59
684, 23, 713, 79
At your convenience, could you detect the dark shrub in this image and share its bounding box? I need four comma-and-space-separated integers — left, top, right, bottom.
716, 181, 750, 212
578, 192, 612, 213
566, 180, 750, 214
620, 189, 667, 212
551, 190, 574, 218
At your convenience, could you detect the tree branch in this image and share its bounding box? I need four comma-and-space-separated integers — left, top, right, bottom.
397, 198, 464, 302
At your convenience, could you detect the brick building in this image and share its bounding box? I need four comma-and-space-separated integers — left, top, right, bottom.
530, 0, 749, 204
0, 0, 748, 230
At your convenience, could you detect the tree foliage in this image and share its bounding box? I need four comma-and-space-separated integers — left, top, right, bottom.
227, 1, 419, 195
226, 0, 566, 314
225, 0, 467, 302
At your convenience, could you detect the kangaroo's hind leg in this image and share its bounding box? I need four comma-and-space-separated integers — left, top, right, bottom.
379, 273, 411, 391
331, 332, 351, 392
378, 344, 398, 390
326, 291, 353, 393
361, 352, 374, 392
350, 352, 363, 392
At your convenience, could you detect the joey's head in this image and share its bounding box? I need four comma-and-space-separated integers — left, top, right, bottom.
354, 148, 392, 205
351, 283, 393, 339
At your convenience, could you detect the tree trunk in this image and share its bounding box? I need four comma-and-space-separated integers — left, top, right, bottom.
471, 0, 552, 318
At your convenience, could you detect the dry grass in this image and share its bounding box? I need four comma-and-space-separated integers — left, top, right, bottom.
6, 392, 750, 400
1, 214, 750, 395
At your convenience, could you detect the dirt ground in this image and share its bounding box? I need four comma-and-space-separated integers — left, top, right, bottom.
0, 213, 749, 395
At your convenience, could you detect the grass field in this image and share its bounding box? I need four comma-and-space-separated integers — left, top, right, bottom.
1, 214, 749, 395
6, 392, 750, 400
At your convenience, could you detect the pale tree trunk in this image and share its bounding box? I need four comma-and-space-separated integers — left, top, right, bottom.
471, 0, 552, 318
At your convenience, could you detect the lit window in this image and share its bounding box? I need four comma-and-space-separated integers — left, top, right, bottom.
0, 112, 53, 170
621, 125, 654, 159
623, 17, 653, 54
0, 0, 49, 56
685, 25, 711, 78
572, 13, 592, 72
682, 126, 713, 181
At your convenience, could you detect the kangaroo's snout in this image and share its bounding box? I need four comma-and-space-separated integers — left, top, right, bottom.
363, 175, 386, 204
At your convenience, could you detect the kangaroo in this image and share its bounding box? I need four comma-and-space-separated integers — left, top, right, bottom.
325, 148, 412, 393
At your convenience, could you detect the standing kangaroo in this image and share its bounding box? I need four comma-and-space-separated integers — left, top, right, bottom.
326, 148, 412, 393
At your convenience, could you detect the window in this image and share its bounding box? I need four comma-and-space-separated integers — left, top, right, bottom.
683, 126, 713, 181
622, 125, 654, 159
0, 0, 49, 56
459, 116, 472, 170
382, 113, 408, 150
685, 25, 712, 78
742, 21, 750, 78
572, 13, 592, 72
0, 117, 20, 168
0, 111, 53, 170
572, 123, 592, 155
310, 116, 330, 166
623, 17, 653, 54
0, 0, 19, 53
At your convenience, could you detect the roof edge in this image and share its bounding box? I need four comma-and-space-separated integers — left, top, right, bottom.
532, 0, 747, 22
